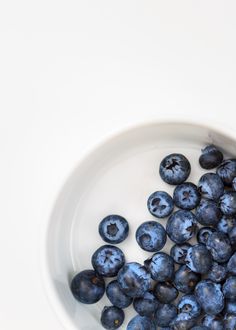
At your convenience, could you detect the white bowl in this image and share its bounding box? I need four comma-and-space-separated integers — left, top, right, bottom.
42, 120, 236, 330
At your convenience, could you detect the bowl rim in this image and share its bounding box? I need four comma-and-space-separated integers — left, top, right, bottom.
40, 118, 236, 330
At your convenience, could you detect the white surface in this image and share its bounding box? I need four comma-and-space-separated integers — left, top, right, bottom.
1, 0, 236, 329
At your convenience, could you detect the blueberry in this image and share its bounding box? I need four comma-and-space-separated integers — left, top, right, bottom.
205, 262, 227, 283
197, 227, 216, 245
100, 306, 124, 330
191, 327, 210, 330
159, 153, 191, 185
186, 244, 212, 274
170, 243, 192, 264
174, 265, 200, 294
99, 215, 129, 244
206, 231, 232, 263
223, 314, 236, 329
217, 215, 236, 234
224, 300, 236, 315
117, 262, 151, 298
136, 221, 167, 252
144, 252, 174, 282
229, 226, 236, 249
155, 303, 177, 327
195, 199, 222, 226
106, 280, 132, 309
233, 177, 236, 190
227, 252, 236, 274
92, 245, 125, 277
178, 294, 201, 318
173, 182, 200, 210
133, 291, 159, 316
217, 159, 236, 186
202, 314, 224, 330
223, 276, 236, 301
166, 210, 197, 244
127, 315, 156, 330
147, 191, 174, 218
220, 191, 236, 215
70, 269, 105, 304
154, 282, 178, 303
198, 173, 224, 201
199, 144, 223, 169
194, 280, 224, 315
170, 312, 197, 329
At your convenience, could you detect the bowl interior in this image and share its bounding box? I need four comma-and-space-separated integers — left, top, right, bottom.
44, 122, 236, 329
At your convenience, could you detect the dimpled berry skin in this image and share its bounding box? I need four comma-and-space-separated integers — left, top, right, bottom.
159, 153, 191, 185
199, 145, 223, 169
154, 282, 178, 303
155, 303, 177, 327
174, 265, 200, 294
195, 280, 224, 315
170, 312, 197, 329
144, 252, 174, 282
224, 300, 236, 315
126, 315, 156, 330
223, 276, 236, 301
217, 159, 236, 186
205, 262, 227, 283
166, 210, 197, 244
117, 262, 151, 298
197, 227, 216, 245
106, 280, 132, 309
173, 182, 200, 210
223, 314, 236, 329
133, 291, 159, 316
220, 191, 236, 216
70, 270, 105, 304
227, 252, 236, 275
170, 243, 192, 264
202, 314, 224, 330
178, 294, 201, 318
185, 244, 213, 274
198, 173, 224, 201
217, 215, 236, 234
100, 306, 124, 330
99, 215, 129, 244
206, 231, 232, 263
195, 199, 222, 226
135, 221, 167, 252
147, 191, 174, 218
92, 245, 125, 277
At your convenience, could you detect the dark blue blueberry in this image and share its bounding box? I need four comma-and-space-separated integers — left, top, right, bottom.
191, 327, 210, 330
206, 231, 232, 263
127, 315, 156, 330
220, 191, 236, 215
197, 227, 216, 245
174, 265, 200, 294
100, 306, 124, 330
144, 252, 174, 282
195, 199, 222, 226
136, 221, 167, 252
233, 177, 236, 190
106, 280, 132, 309
147, 191, 174, 218
202, 314, 224, 330
223, 276, 236, 301
205, 262, 227, 283
133, 291, 159, 316
154, 282, 178, 303
159, 153, 191, 185
223, 314, 236, 329
217, 215, 236, 234
229, 226, 236, 249
166, 210, 197, 244
155, 303, 177, 327
70, 269, 105, 304
178, 294, 201, 318
199, 144, 223, 169
170, 312, 196, 329
117, 262, 151, 298
173, 182, 200, 210
170, 243, 192, 264
91, 245, 125, 277
217, 159, 236, 186
198, 173, 224, 201
194, 280, 224, 315
186, 244, 212, 274
224, 300, 236, 315
99, 215, 129, 244
227, 252, 236, 275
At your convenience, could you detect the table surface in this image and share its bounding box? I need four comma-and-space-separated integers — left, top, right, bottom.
1, 0, 236, 328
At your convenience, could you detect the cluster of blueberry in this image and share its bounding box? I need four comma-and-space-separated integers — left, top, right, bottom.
70, 145, 236, 330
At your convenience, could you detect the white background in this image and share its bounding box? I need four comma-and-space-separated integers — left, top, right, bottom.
1, 0, 236, 329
